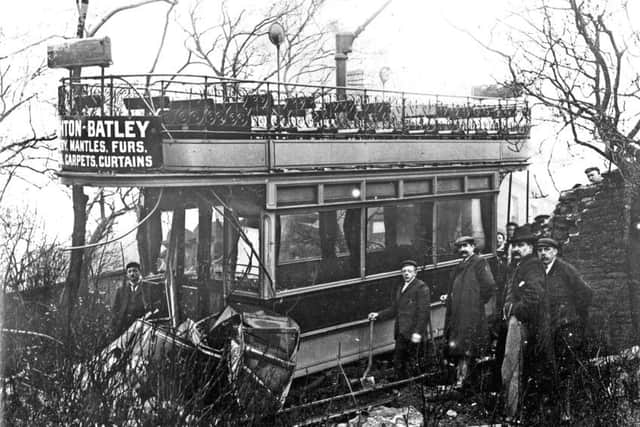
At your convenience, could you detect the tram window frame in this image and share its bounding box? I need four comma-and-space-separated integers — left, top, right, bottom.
275, 207, 361, 290
365, 201, 435, 276
434, 196, 494, 262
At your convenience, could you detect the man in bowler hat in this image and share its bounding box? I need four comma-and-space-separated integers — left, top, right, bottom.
369, 260, 430, 379
502, 226, 545, 420
111, 261, 150, 337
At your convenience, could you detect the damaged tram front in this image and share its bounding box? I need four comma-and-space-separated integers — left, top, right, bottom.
56, 73, 530, 408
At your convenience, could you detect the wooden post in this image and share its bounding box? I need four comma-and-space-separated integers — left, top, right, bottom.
197, 203, 212, 317
526, 170, 530, 223
61, 0, 90, 342
175, 206, 186, 284
166, 208, 184, 327
507, 172, 513, 223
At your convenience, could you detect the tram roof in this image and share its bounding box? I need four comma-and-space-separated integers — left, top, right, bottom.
56, 73, 531, 187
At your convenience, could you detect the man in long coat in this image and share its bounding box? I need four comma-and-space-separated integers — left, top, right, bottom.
501, 226, 545, 421
111, 261, 150, 337
536, 237, 593, 420
369, 259, 430, 379
444, 236, 495, 387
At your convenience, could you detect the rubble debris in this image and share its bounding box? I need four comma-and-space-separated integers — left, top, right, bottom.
346, 406, 423, 427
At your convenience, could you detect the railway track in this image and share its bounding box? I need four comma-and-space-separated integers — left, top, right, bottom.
274, 356, 456, 425
273, 354, 498, 426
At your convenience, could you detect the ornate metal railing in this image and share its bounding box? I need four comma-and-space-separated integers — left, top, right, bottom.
58, 74, 530, 139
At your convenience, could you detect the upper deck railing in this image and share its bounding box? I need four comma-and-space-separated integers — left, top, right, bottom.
58, 74, 530, 140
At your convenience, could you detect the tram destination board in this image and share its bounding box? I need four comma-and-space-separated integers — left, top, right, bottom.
59, 116, 162, 171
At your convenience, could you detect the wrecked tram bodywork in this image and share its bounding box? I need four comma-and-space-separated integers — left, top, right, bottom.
77, 304, 300, 414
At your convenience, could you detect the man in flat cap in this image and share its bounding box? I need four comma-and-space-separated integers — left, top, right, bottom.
444, 236, 496, 387
584, 166, 604, 184
533, 215, 552, 238
501, 226, 545, 421
536, 237, 593, 420
111, 261, 150, 337
369, 259, 430, 379
534, 214, 550, 226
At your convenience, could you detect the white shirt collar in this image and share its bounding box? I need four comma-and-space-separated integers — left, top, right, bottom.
401, 278, 414, 293
545, 258, 556, 274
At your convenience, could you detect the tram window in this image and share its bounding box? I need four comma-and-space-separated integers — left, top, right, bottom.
366, 202, 434, 275
436, 197, 492, 262
157, 211, 172, 272
276, 208, 360, 289
184, 208, 199, 276
230, 216, 261, 293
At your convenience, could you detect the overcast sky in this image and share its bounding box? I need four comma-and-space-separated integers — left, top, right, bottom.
2, 0, 607, 239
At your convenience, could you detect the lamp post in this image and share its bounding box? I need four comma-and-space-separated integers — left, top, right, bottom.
334, 0, 392, 100
268, 22, 285, 105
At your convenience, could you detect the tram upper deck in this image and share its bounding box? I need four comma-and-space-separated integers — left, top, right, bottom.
57, 74, 531, 186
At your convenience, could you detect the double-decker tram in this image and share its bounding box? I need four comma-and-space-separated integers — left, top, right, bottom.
57, 73, 530, 381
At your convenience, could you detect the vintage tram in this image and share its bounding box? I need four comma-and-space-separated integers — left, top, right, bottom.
57, 73, 530, 378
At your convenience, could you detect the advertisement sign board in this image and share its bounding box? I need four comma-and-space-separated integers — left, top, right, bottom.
47, 37, 112, 69
59, 116, 162, 171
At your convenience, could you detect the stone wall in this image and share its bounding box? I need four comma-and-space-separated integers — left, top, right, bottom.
551, 172, 635, 351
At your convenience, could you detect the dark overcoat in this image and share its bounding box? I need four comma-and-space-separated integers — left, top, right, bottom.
445, 254, 496, 357
379, 278, 430, 340
504, 253, 545, 326
111, 281, 149, 337
503, 253, 545, 355
538, 257, 593, 363
543, 257, 593, 330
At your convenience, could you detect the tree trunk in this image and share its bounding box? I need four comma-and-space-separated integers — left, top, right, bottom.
61, 185, 88, 342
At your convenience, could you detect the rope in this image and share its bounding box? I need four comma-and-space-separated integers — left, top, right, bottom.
62, 188, 164, 251
2, 328, 64, 346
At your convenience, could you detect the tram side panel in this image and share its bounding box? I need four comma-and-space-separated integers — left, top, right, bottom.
228, 267, 454, 377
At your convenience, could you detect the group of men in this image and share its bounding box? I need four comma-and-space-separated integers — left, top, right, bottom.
370, 219, 593, 422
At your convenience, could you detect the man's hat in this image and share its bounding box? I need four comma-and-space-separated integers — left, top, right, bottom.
125, 261, 141, 270
534, 214, 550, 223
454, 236, 475, 247
511, 225, 537, 244
536, 237, 559, 249
400, 259, 417, 268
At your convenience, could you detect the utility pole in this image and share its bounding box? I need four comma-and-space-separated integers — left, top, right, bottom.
61, 0, 90, 343
335, 0, 392, 99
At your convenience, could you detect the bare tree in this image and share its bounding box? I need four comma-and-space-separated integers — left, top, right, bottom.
0, 33, 58, 204
183, 0, 333, 83
0, 207, 67, 293
60, 0, 178, 342
484, 0, 640, 339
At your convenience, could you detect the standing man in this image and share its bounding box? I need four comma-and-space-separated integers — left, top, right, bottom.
368, 260, 430, 379
505, 222, 518, 242
536, 237, 593, 420
111, 261, 150, 337
501, 226, 545, 421
444, 236, 495, 387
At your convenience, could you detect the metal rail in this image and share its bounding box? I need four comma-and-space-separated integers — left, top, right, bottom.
58, 73, 531, 139
278, 370, 439, 416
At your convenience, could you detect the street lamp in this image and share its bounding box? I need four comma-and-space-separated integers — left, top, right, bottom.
379, 66, 391, 97
268, 23, 285, 104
